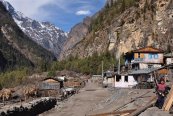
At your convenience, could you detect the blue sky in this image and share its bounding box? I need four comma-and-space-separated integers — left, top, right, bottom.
6, 0, 106, 32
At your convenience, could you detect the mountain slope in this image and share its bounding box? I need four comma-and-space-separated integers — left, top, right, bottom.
0, 1, 56, 71
61, 0, 173, 59
60, 16, 91, 59
2, 0, 68, 57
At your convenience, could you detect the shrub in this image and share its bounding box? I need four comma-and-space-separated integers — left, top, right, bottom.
51, 52, 120, 75
47, 71, 56, 77
0, 68, 29, 88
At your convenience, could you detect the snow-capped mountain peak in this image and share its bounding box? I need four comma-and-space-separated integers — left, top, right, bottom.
1, 0, 68, 58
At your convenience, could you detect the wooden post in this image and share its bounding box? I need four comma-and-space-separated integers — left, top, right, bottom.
114, 91, 151, 112
162, 85, 173, 111
128, 96, 157, 116
102, 60, 103, 79
89, 109, 136, 116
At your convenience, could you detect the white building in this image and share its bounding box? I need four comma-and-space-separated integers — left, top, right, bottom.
114, 68, 157, 88
164, 53, 173, 65
114, 74, 137, 88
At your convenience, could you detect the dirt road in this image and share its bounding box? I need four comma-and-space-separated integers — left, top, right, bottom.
40, 80, 110, 116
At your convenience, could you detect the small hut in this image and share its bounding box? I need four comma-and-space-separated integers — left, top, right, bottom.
39, 78, 63, 97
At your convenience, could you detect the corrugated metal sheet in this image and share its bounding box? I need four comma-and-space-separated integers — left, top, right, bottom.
39, 82, 60, 90
129, 68, 159, 75
164, 53, 173, 57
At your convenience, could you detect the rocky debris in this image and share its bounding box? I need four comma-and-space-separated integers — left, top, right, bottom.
0, 97, 56, 116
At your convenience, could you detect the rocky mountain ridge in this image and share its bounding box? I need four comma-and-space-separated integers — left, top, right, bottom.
2, 0, 68, 57
0, 1, 56, 71
60, 16, 92, 59
60, 0, 173, 59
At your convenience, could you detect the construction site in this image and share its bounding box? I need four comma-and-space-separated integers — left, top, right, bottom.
0, 68, 172, 116
1, 47, 173, 116
39, 78, 173, 116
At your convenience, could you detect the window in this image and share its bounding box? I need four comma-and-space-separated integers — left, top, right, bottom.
148, 54, 152, 59
134, 53, 138, 58
140, 53, 145, 58
138, 53, 140, 58
116, 75, 121, 82
148, 64, 153, 68
125, 76, 128, 82
154, 54, 158, 59
148, 54, 158, 59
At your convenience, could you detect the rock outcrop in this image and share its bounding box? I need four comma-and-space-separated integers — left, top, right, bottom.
61, 0, 173, 59
60, 16, 91, 59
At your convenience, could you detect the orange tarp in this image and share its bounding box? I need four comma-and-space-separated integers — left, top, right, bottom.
158, 69, 169, 75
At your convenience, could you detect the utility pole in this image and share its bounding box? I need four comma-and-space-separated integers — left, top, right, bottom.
118, 42, 123, 75
169, 24, 173, 82
102, 60, 103, 78
118, 56, 120, 75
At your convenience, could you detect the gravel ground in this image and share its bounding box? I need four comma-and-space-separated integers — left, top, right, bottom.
40, 80, 111, 116
40, 80, 172, 116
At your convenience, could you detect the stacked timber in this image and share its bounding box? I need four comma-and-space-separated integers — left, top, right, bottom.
163, 85, 173, 111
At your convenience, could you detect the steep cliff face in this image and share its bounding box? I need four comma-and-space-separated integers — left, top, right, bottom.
60, 16, 91, 59
61, 0, 173, 59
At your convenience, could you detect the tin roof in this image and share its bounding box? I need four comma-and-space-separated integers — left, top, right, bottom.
133, 46, 164, 53
164, 53, 173, 57
129, 68, 159, 75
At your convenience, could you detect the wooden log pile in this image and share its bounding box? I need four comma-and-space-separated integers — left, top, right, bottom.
0, 97, 56, 116
89, 109, 136, 116
0, 88, 13, 102
163, 85, 173, 111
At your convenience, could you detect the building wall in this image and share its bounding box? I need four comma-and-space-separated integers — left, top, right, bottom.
103, 77, 114, 87
107, 78, 114, 83
39, 82, 60, 90
166, 58, 173, 65
139, 63, 162, 69
114, 75, 137, 88
92, 75, 102, 80
134, 53, 163, 64
134, 74, 153, 83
